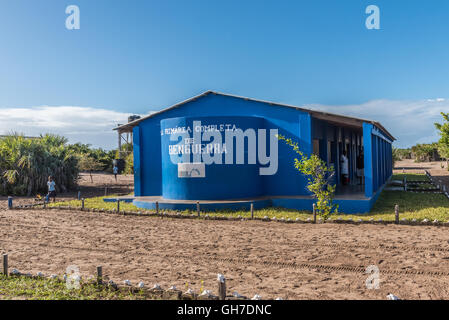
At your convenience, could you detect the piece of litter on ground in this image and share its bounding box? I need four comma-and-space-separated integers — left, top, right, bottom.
387, 293, 400, 300
200, 290, 212, 297
217, 274, 225, 283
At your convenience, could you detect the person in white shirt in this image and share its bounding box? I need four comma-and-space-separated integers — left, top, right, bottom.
340, 151, 349, 185
47, 176, 56, 203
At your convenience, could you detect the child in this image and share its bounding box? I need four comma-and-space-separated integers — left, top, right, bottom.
113, 165, 118, 182
47, 176, 56, 203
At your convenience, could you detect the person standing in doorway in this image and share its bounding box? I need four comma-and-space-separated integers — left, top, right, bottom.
356, 149, 364, 185
340, 151, 349, 185
113, 164, 118, 182
47, 176, 56, 203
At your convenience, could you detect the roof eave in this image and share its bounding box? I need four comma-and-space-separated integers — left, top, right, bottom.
113, 90, 396, 142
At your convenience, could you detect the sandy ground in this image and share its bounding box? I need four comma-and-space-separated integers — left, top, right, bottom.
0, 172, 133, 210
2, 208, 449, 300
0, 161, 449, 299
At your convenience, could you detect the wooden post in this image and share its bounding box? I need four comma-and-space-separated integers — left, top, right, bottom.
7, 196, 13, 210
312, 203, 317, 224
395, 204, 399, 224
250, 203, 254, 220
156, 201, 159, 215
96, 266, 103, 285
77, 191, 81, 200
117, 200, 120, 212
2, 254, 8, 276
81, 198, 85, 210
197, 201, 200, 217
218, 275, 226, 300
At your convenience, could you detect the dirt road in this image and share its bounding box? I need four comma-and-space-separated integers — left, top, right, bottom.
1, 208, 449, 299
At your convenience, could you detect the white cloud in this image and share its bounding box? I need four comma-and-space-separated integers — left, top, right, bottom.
305, 98, 447, 148
0, 98, 446, 149
0, 106, 147, 150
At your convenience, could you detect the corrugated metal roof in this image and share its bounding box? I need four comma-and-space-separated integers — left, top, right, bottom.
114, 90, 395, 141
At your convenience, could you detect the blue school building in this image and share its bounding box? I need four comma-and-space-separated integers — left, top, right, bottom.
114, 91, 395, 213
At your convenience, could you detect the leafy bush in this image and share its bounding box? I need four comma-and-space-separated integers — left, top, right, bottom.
411, 143, 439, 162
278, 134, 338, 220
0, 134, 79, 196
68, 143, 116, 172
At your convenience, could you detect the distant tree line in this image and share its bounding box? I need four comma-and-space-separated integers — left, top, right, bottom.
392, 113, 449, 170
393, 143, 440, 163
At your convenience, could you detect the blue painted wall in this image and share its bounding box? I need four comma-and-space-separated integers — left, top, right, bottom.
160, 116, 266, 200
134, 93, 312, 198
132, 92, 394, 213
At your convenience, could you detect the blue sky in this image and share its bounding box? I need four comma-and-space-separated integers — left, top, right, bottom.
1, 0, 448, 149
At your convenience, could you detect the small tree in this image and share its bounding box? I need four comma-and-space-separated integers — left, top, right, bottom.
278, 134, 338, 220
78, 155, 104, 183
435, 112, 449, 169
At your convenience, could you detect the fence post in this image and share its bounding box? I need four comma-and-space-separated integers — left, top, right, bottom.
81, 198, 85, 211
250, 203, 254, 220
7, 196, 13, 210
156, 201, 159, 215
218, 274, 226, 300
117, 200, 120, 213
2, 254, 8, 277
105, 186, 108, 196
404, 176, 407, 192
312, 203, 317, 224
77, 191, 81, 200
395, 204, 399, 224
96, 266, 103, 285
197, 201, 200, 217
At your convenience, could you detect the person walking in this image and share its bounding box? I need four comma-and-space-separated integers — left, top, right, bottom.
113, 164, 118, 182
47, 176, 56, 203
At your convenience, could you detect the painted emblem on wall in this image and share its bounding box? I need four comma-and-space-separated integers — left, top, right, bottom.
178, 163, 206, 178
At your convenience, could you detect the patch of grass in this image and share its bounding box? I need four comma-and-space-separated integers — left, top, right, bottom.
50, 196, 142, 213
407, 183, 435, 190
0, 275, 151, 300
50, 182, 449, 223
366, 190, 449, 221
392, 173, 429, 182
